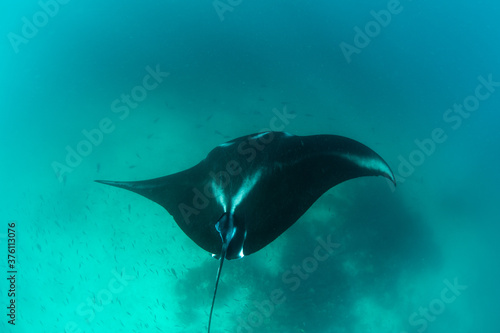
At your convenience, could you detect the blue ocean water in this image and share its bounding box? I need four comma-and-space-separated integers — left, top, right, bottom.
1, 0, 499, 332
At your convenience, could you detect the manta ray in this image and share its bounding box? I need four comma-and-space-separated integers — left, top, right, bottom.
96, 131, 395, 332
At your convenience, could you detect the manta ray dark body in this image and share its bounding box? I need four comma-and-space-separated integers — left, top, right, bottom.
96, 131, 395, 332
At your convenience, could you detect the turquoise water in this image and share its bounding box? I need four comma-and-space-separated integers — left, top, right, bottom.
1, 1, 499, 332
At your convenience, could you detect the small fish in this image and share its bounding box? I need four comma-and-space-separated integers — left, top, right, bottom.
96, 163, 101, 173
171, 268, 178, 278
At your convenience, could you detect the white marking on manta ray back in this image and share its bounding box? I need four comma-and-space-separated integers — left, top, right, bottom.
218, 142, 234, 148
230, 226, 237, 240
230, 169, 263, 214
250, 132, 270, 140
238, 230, 247, 258
211, 181, 227, 212
340, 153, 392, 178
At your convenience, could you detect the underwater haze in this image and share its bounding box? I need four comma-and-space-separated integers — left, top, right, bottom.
1, 0, 500, 332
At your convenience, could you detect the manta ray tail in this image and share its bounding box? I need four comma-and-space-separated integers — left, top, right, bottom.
208, 246, 226, 333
